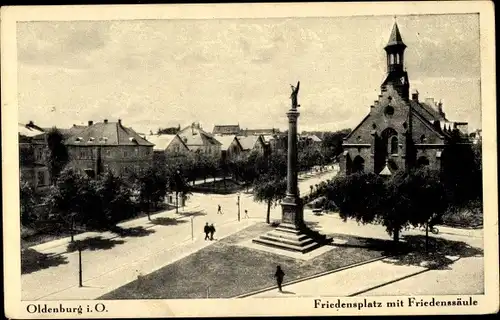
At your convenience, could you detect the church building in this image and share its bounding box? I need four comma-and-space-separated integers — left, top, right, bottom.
340, 21, 470, 176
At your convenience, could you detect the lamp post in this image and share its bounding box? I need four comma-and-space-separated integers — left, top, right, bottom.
191, 216, 194, 241
175, 170, 180, 214
237, 194, 241, 222
78, 247, 83, 287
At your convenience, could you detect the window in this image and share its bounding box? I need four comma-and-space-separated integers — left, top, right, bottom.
384, 106, 394, 116
80, 149, 86, 159
123, 150, 129, 158
420, 135, 427, 143
134, 147, 139, 156
105, 149, 112, 157
37, 171, 46, 186
390, 136, 398, 155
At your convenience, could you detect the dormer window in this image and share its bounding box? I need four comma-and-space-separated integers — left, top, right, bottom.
75, 137, 83, 142
100, 137, 108, 143
88, 137, 95, 143
129, 137, 138, 144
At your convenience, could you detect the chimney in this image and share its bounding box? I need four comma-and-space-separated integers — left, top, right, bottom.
437, 100, 445, 117
104, 119, 108, 124
118, 119, 122, 126
411, 90, 419, 101
88, 120, 93, 126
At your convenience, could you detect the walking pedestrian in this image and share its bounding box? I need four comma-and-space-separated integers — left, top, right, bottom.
274, 265, 285, 292
217, 205, 223, 215
209, 223, 216, 240
244, 209, 249, 219
204, 223, 210, 240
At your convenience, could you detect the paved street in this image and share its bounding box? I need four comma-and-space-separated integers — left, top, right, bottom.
22, 167, 339, 300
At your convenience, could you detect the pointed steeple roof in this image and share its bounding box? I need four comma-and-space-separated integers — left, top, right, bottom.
385, 21, 406, 49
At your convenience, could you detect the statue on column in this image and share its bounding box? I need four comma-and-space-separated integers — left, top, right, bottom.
290, 81, 300, 109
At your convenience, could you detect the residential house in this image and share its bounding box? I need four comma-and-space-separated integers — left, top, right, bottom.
236, 135, 267, 155
145, 133, 190, 165
19, 123, 48, 191
215, 135, 244, 161
212, 124, 241, 135
64, 119, 154, 178
340, 22, 471, 176
177, 123, 222, 157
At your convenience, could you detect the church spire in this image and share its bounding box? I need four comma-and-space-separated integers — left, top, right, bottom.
385, 20, 406, 49
381, 19, 410, 99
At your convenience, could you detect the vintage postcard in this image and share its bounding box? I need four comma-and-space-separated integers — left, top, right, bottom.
2, 1, 498, 318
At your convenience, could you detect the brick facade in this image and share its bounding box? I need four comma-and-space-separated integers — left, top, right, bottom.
340, 22, 470, 176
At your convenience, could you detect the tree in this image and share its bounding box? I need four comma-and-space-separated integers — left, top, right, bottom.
388, 168, 447, 250
95, 171, 135, 225
324, 169, 448, 248
46, 128, 69, 185
167, 166, 191, 213
135, 167, 168, 220
253, 177, 287, 224
20, 180, 36, 226
46, 168, 91, 232
321, 128, 352, 162
157, 125, 180, 135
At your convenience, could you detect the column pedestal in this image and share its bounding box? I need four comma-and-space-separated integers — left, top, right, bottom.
252, 196, 332, 254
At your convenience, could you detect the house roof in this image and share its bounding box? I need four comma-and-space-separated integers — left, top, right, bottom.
237, 135, 261, 150
212, 124, 240, 135
385, 22, 406, 48
145, 134, 182, 151
178, 124, 222, 147
18, 123, 44, 137
215, 135, 239, 150
242, 128, 280, 135
65, 121, 154, 146
306, 134, 322, 142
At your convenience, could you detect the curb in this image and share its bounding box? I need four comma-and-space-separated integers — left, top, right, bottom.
234, 255, 388, 298
28, 205, 203, 256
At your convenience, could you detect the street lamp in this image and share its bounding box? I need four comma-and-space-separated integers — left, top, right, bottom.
175, 170, 180, 214
237, 194, 241, 222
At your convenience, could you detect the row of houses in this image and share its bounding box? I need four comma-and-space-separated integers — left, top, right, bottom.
20, 120, 317, 192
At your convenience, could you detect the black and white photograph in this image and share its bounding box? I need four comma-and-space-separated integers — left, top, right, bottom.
2, 2, 498, 318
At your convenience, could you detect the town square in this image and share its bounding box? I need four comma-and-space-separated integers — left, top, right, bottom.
3, 3, 497, 318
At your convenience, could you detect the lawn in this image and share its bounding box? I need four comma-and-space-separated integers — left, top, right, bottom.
100, 223, 385, 299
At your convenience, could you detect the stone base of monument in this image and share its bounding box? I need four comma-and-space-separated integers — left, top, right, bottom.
252, 222, 333, 254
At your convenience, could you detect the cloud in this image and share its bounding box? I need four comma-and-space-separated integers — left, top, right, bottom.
17, 22, 109, 69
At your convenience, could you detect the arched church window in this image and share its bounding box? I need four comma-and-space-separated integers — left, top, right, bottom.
390, 54, 394, 64
390, 136, 398, 155
396, 53, 400, 64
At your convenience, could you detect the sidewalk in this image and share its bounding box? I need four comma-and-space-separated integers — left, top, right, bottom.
22, 217, 258, 300
28, 204, 201, 255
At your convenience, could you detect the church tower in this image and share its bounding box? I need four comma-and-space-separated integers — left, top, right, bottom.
381, 20, 410, 99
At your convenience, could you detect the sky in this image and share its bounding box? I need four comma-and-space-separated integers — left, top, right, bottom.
17, 14, 481, 134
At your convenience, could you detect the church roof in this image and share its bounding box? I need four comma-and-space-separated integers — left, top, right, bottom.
385, 22, 406, 48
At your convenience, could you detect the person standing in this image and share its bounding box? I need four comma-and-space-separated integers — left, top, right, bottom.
275, 265, 285, 292
217, 205, 223, 215
209, 223, 216, 240
244, 209, 249, 219
204, 223, 210, 240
